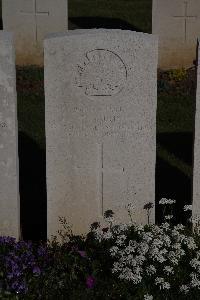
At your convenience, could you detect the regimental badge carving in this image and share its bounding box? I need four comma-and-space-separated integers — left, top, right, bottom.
75, 49, 127, 97
0, 122, 7, 128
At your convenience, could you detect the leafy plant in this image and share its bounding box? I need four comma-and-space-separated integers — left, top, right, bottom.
168, 68, 187, 82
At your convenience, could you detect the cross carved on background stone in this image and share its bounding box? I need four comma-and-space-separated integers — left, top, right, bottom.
173, 1, 197, 42
20, 0, 49, 43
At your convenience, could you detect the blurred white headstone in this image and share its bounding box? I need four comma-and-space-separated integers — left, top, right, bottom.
153, 0, 200, 69
0, 31, 20, 239
2, 0, 68, 65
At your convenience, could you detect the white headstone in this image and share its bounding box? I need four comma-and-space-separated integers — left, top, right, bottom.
2, 0, 68, 66
0, 31, 20, 239
193, 39, 200, 219
152, 0, 200, 69
45, 29, 158, 239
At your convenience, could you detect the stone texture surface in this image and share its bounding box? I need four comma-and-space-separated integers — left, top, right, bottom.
193, 39, 200, 219
152, 0, 200, 69
2, 0, 68, 66
0, 31, 20, 239
45, 29, 158, 239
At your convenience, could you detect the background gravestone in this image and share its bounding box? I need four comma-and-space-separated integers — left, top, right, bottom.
152, 0, 200, 69
0, 31, 20, 239
192, 39, 200, 219
2, 0, 68, 66
45, 29, 158, 239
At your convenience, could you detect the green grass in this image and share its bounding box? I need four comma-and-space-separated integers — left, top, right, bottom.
17, 67, 45, 149
68, 0, 152, 33
157, 94, 195, 133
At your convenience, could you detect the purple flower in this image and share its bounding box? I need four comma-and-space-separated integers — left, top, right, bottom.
77, 250, 87, 258
11, 280, 28, 294
71, 245, 78, 251
0, 236, 15, 245
86, 275, 95, 289
32, 266, 41, 276
37, 245, 47, 257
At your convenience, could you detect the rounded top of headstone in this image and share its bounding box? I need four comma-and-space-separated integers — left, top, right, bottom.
44, 28, 158, 42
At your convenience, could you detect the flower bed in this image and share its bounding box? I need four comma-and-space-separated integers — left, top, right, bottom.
0, 200, 199, 299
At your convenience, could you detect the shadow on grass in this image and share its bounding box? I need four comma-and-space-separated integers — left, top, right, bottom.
156, 132, 193, 225
18, 130, 193, 240
18, 132, 46, 242
69, 17, 141, 31
157, 132, 194, 165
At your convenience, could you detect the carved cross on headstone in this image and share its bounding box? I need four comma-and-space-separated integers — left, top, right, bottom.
74, 143, 125, 217
173, 1, 197, 42
99, 143, 125, 216
20, 0, 49, 43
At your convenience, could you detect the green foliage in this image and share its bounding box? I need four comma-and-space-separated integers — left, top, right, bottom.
168, 68, 187, 82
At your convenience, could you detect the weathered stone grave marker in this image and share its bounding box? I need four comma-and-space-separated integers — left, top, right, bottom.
0, 31, 20, 239
192, 39, 200, 220
2, 0, 68, 65
44, 29, 158, 238
152, 0, 200, 69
